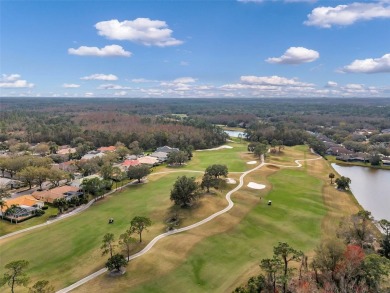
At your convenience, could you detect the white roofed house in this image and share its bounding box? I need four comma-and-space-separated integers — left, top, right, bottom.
150, 151, 169, 162
156, 146, 179, 154
137, 156, 159, 166
0, 178, 23, 190
81, 151, 105, 160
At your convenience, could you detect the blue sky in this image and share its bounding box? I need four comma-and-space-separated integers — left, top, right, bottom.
1, 0, 389, 98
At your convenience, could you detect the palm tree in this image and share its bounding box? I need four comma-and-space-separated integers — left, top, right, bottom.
329, 173, 335, 184
0, 199, 8, 219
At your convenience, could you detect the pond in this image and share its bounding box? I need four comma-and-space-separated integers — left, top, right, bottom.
331, 164, 390, 221
224, 130, 245, 138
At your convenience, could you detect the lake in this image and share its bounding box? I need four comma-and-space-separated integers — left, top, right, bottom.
331, 164, 390, 221
224, 130, 245, 138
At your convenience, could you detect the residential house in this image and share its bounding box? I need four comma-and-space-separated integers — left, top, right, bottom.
0, 195, 44, 222
57, 147, 77, 156
0, 178, 23, 190
58, 160, 78, 173
137, 156, 159, 165
81, 151, 105, 160
381, 129, 390, 134
125, 154, 138, 160
326, 146, 354, 156
121, 159, 141, 171
32, 186, 81, 203
97, 146, 117, 153
70, 174, 103, 188
155, 146, 179, 153
150, 151, 169, 162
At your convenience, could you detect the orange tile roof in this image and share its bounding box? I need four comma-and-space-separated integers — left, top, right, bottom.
2, 195, 43, 212
97, 146, 116, 152
122, 159, 140, 167
57, 148, 76, 155
32, 186, 79, 203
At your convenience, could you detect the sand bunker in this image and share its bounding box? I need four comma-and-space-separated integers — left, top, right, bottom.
226, 178, 237, 184
247, 182, 266, 189
246, 161, 257, 165
197, 145, 233, 151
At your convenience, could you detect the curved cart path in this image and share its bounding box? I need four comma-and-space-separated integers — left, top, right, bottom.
57, 154, 322, 293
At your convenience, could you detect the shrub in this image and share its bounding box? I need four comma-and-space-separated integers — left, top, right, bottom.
41, 205, 49, 210
35, 209, 45, 216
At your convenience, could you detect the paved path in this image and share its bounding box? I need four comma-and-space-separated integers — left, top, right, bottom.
57, 154, 323, 292
57, 155, 323, 292
56, 157, 267, 293
0, 170, 222, 240
0, 180, 138, 241
1, 153, 319, 292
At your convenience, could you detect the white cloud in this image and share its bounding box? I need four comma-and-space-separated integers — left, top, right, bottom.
266, 47, 319, 64
68, 45, 131, 57
173, 77, 196, 84
2, 74, 21, 81
114, 91, 127, 96
304, 1, 390, 28
97, 84, 132, 90
95, 18, 183, 47
81, 74, 118, 81
84, 92, 94, 97
345, 83, 364, 90
62, 83, 80, 88
131, 78, 159, 83
325, 81, 338, 87
180, 61, 189, 66
160, 77, 197, 89
0, 74, 34, 88
341, 53, 390, 73
240, 75, 313, 87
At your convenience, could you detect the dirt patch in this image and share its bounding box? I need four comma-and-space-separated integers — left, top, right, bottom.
266, 165, 280, 170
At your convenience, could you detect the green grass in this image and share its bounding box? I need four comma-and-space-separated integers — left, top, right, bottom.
121, 165, 326, 293
0, 145, 330, 293
185, 143, 248, 172
0, 172, 204, 288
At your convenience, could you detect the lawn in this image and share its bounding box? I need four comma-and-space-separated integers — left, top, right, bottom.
0, 141, 251, 291
185, 142, 249, 172
72, 147, 330, 293
0, 170, 231, 290
0, 145, 360, 293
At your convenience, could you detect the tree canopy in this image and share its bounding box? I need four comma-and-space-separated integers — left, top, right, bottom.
1, 260, 30, 293
170, 176, 199, 207
130, 216, 152, 243
335, 176, 351, 190
127, 165, 151, 183
205, 164, 228, 179
105, 254, 128, 273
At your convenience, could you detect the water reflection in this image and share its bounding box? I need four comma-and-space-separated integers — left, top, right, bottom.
332, 164, 390, 221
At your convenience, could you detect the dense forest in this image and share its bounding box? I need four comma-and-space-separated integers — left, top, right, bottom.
1, 98, 390, 156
